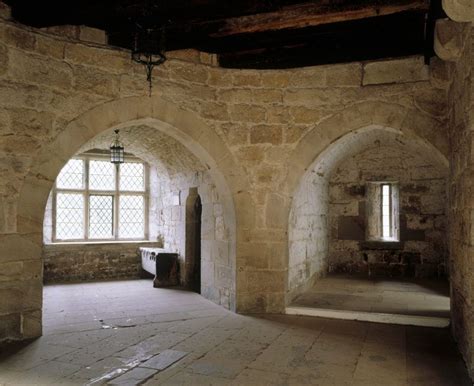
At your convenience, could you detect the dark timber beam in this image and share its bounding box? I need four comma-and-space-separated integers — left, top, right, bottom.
208, 0, 430, 37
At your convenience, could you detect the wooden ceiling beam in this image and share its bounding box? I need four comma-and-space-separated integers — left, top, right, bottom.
207, 0, 430, 37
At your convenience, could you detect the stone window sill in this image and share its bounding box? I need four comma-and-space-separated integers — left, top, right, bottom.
44, 240, 160, 247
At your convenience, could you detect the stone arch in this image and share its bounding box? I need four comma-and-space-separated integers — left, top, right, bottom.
285, 101, 448, 197
15, 96, 247, 336
18, 96, 246, 234
286, 103, 448, 303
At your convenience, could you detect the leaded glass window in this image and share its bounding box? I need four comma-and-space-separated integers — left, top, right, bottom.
56, 193, 84, 239
53, 155, 148, 241
119, 195, 145, 238
89, 160, 115, 191
120, 162, 145, 191
56, 159, 84, 189
89, 195, 114, 239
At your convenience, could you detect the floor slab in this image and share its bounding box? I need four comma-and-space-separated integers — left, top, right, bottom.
288, 274, 450, 327
0, 279, 469, 385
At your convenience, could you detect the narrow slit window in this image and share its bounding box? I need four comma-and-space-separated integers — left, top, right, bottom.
381, 184, 392, 240
366, 182, 399, 242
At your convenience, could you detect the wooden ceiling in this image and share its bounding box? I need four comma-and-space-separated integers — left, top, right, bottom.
4, 0, 444, 69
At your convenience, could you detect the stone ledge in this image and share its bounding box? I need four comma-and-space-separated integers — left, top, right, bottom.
44, 241, 161, 248
286, 306, 450, 328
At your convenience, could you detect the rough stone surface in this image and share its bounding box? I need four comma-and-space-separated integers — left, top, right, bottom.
1, 281, 471, 386
0, 14, 471, 379
109, 368, 157, 386
292, 275, 450, 318
434, 18, 471, 62
140, 350, 188, 370
42, 242, 160, 283
78, 26, 107, 45
442, 0, 474, 23
362, 57, 430, 85
328, 145, 447, 277
0, 2, 10, 19
446, 22, 474, 379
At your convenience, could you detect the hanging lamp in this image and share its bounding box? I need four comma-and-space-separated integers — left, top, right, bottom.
110, 129, 125, 164
131, 1, 167, 96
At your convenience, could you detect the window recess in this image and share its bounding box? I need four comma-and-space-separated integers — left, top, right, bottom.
366, 182, 399, 242
53, 155, 148, 242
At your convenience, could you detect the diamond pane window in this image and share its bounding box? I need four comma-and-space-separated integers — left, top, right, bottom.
89, 160, 115, 191
89, 195, 114, 239
53, 155, 147, 242
119, 195, 145, 238
56, 159, 84, 189
56, 193, 84, 239
120, 163, 145, 191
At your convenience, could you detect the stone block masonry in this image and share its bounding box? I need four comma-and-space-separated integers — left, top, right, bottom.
42, 242, 161, 283
0, 7, 472, 380
446, 23, 474, 379
328, 145, 447, 278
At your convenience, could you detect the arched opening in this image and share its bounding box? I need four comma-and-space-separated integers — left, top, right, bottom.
287, 125, 450, 325
185, 189, 202, 293
42, 122, 233, 301
10, 96, 245, 342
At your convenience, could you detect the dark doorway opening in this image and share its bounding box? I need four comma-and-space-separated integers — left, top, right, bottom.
185, 188, 202, 294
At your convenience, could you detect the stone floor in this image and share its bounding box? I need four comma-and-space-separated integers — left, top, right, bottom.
290, 275, 450, 318
0, 279, 470, 385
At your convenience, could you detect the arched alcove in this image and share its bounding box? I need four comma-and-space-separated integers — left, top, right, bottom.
287, 124, 449, 302
42, 125, 217, 289
13, 96, 249, 339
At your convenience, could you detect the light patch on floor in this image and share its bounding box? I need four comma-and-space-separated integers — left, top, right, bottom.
0, 279, 469, 385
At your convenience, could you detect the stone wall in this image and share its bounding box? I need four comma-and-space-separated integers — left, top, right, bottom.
156, 169, 231, 306
43, 242, 159, 283
0, 6, 465, 346
288, 173, 329, 298
287, 126, 449, 301
447, 26, 474, 377
328, 145, 448, 277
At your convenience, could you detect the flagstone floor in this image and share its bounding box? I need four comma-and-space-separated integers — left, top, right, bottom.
0, 279, 470, 385
291, 275, 450, 317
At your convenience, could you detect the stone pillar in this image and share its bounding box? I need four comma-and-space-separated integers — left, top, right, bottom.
0, 233, 43, 341
438, 1, 474, 379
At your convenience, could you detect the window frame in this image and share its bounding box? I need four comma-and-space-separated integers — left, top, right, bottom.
52, 153, 149, 243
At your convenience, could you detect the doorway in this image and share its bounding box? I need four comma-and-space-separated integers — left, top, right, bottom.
186, 188, 202, 293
